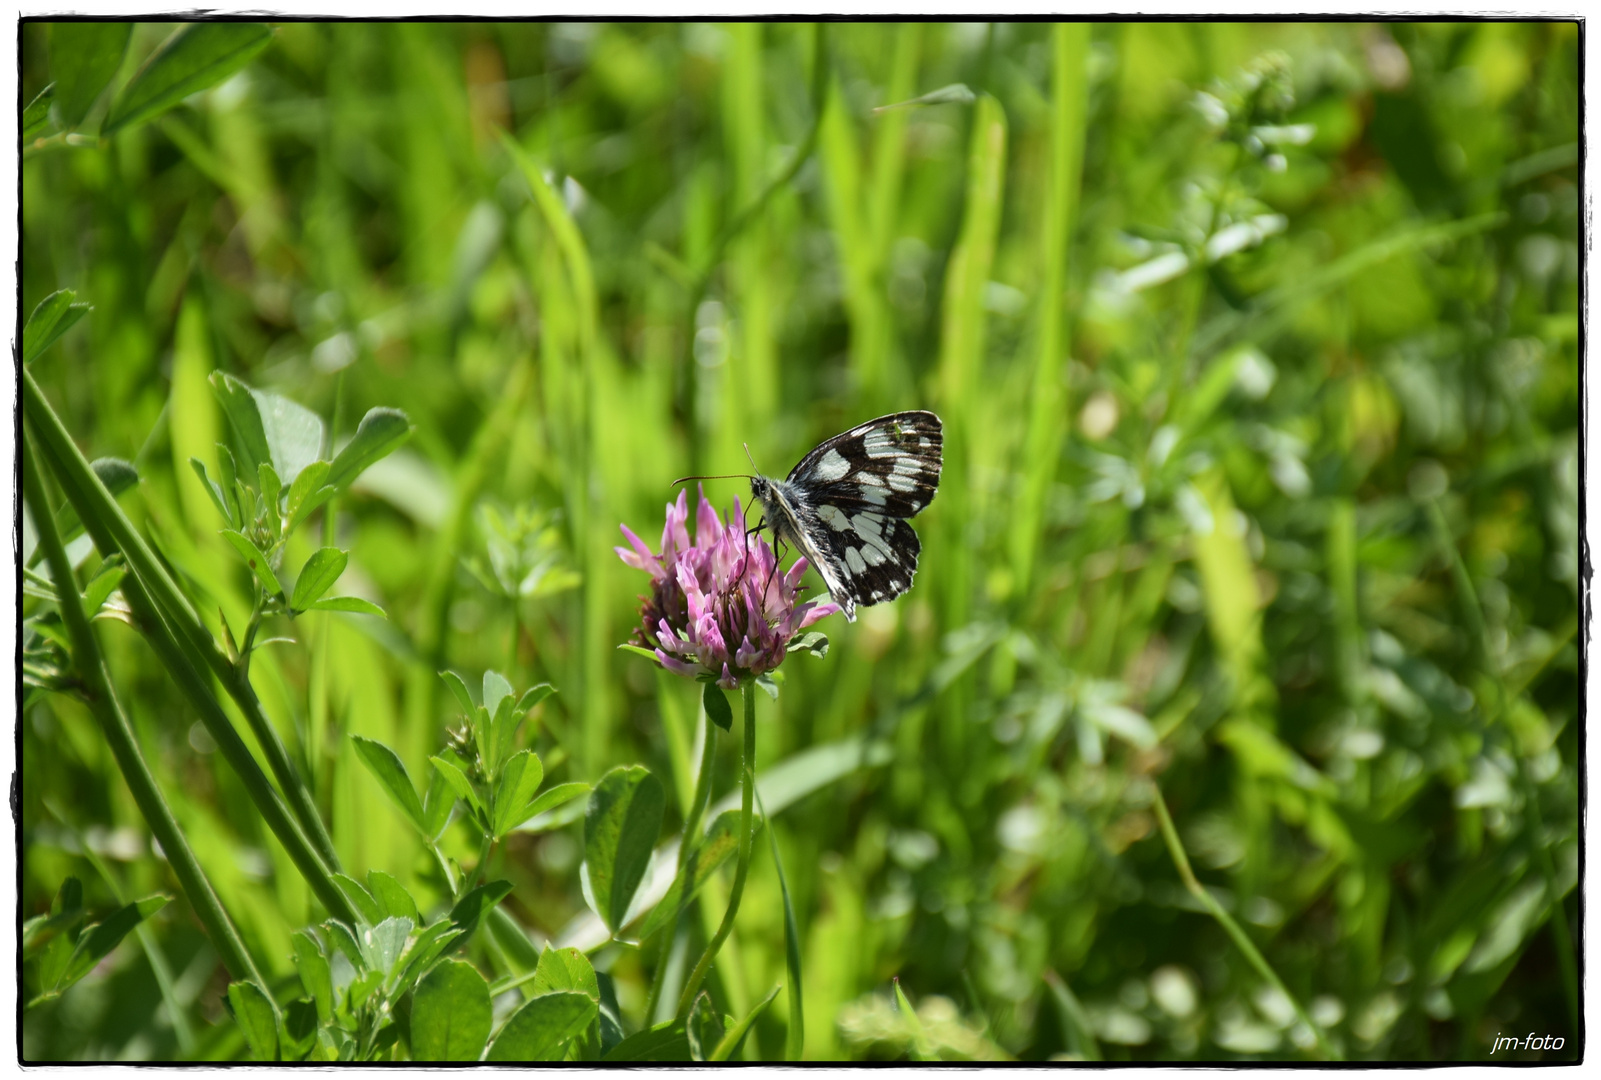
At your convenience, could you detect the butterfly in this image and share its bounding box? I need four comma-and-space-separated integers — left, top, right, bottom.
748, 411, 943, 622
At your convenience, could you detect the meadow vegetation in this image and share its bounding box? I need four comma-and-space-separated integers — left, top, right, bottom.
20, 20, 1579, 1061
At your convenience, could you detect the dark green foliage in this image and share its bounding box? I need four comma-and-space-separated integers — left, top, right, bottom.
583, 765, 666, 933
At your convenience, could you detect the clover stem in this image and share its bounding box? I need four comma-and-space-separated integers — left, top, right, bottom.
675, 681, 757, 1019
646, 708, 720, 1021
473, 834, 495, 892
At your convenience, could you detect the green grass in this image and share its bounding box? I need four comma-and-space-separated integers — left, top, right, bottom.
21, 19, 1579, 1062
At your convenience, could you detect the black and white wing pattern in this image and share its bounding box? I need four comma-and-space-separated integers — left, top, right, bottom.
752, 411, 942, 622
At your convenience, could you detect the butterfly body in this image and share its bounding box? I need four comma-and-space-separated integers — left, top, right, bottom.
750, 410, 943, 621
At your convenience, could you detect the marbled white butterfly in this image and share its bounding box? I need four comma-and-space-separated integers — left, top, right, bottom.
749, 411, 943, 622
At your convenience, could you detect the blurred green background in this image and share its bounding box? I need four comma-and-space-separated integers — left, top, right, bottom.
21, 20, 1579, 1061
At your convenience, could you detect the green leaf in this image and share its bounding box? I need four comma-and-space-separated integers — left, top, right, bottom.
488, 689, 518, 775
601, 1020, 691, 1062
582, 765, 665, 933
23, 82, 54, 141
422, 763, 457, 840
874, 81, 977, 112
485, 991, 597, 1062
290, 547, 347, 612
531, 945, 600, 1000
430, 755, 485, 822
282, 998, 319, 1061
411, 959, 492, 1062
190, 458, 236, 527
254, 390, 325, 489
56, 895, 169, 991
754, 673, 780, 700
617, 643, 661, 663
50, 22, 132, 128
366, 870, 421, 926
360, 916, 413, 977
513, 782, 592, 833
394, 921, 464, 995
687, 991, 724, 1061
703, 682, 733, 732
23, 877, 84, 953
23, 289, 93, 365
227, 980, 279, 1061
513, 681, 556, 722
323, 919, 364, 969
637, 809, 758, 940
332, 873, 383, 927
308, 596, 386, 617
258, 463, 282, 534
291, 930, 332, 1025
221, 530, 283, 599
710, 983, 781, 1061
350, 735, 427, 833
215, 444, 243, 527
448, 880, 514, 942
493, 750, 545, 838
284, 461, 333, 531
482, 669, 514, 723
440, 670, 478, 720
104, 23, 274, 135
787, 631, 829, 658
209, 372, 273, 483
327, 407, 413, 490
488, 906, 544, 973
207, 375, 324, 491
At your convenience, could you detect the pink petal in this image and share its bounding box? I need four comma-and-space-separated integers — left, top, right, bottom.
695, 488, 722, 550
785, 558, 810, 591
657, 651, 698, 678
615, 524, 660, 574
663, 490, 691, 560
796, 599, 841, 629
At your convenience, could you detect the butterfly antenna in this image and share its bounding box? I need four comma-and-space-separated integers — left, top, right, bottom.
670, 472, 753, 487
743, 443, 760, 473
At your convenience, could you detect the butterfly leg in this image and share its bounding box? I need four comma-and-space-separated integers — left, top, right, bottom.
762, 534, 786, 602
734, 516, 765, 591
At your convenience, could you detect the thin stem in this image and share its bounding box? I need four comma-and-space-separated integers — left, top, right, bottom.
23, 368, 341, 872
25, 387, 358, 927
22, 432, 270, 997
646, 710, 720, 1021
238, 594, 265, 678
676, 682, 758, 1018
1151, 786, 1339, 1060
22, 130, 98, 158
477, 836, 496, 891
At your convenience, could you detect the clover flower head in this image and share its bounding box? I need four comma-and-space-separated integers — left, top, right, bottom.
616, 486, 839, 689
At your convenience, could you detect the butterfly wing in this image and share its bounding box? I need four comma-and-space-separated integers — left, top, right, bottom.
785, 411, 943, 518
781, 411, 942, 616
